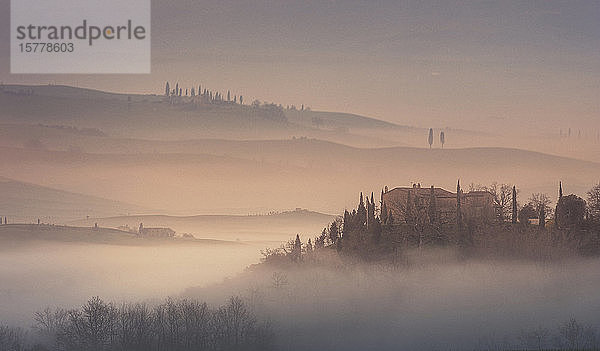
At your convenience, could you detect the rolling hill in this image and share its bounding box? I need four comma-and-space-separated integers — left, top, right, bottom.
0, 224, 240, 248
0, 141, 598, 215
0, 84, 464, 148
0, 177, 147, 223
68, 209, 336, 242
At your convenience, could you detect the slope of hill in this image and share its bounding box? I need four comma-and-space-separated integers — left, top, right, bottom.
285, 109, 412, 130
68, 209, 336, 242
0, 224, 240, 248
0, 142, 598, 216
0, 177, 146, 223
0, 84, 157, 101
0, 85, 436, 147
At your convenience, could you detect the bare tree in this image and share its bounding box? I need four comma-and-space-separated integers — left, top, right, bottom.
487, 182, 513, 222
518, 326, 550, 351
528, 193, 553, 223
587, 183, 600, 223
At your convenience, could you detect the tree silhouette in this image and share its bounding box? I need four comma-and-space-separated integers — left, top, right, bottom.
456, 180, 462, 230
555, 194, 586, 229
429, 185, 437, 224
512, 186, 518, 224
292, 234, 302, 262
428, 128, 434, 148
519, 204, 536, 224
587, 183, 600, 224
329, 221, 339, 243
440, 131, 445, 148
165, 82, 170, 96
539, 204, 546, 228
559, 181, 563, 198
528, 193, 552, 226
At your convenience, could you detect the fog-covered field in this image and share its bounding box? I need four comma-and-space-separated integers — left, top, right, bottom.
2, 227, 600, 350
0, 240, 261, 327
188, 251, 600, 351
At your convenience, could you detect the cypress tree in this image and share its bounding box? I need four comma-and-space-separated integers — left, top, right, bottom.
556, 182, 563, 227
428, 128, 434, 148
342, 209, 351, 239
367, 192, 376, 230
165, 82, 170, 96
357, 192, 367, 226
227, 90, 231, 101
293, 234, 302, 262
440, 131, 445, 148
512, 185, 518, 223
559, 181, 563, 198
456, 180, 462, 229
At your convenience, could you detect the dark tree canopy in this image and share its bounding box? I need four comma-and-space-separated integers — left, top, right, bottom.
555, 194, 586, 229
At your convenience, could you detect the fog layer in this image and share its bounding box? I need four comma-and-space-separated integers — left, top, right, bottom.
190, 253, 600, 350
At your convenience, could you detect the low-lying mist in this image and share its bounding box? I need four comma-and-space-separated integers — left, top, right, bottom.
187, 250, 600, 350
0, 241, 261, 327
3, 240, 600, 350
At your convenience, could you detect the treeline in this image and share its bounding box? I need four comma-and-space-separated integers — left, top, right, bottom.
1, 296, 273, 351
560, 127, 600, 141
164, 81, 243, 106
162, 82, 287, 123
264, 182, 600, 263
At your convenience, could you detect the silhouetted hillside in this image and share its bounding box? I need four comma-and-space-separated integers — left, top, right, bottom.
0, 85, 450, 148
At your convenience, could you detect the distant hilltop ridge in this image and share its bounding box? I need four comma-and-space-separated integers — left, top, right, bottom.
0, 83, 472, 135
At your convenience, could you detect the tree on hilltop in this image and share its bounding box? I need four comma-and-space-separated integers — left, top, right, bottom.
428, 128, 434, 148
440, 131, 445, 148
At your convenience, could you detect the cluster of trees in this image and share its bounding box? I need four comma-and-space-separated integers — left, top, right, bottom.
427, 128, 446, 148
516, 318, 598, 350
162, 82, 288, 124
286, 104, 310, 112
4, 296, 272, 351
559, 128, 600, 141
265, 182, 600, 263
164, 82, 243, 105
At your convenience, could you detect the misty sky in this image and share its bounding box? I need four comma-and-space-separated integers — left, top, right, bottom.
1, 0, 599, 131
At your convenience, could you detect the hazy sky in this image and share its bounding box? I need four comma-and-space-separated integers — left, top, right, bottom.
1, 0, 599, 131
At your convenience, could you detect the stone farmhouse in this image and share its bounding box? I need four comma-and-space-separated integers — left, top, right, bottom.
382, 183, 494, 224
